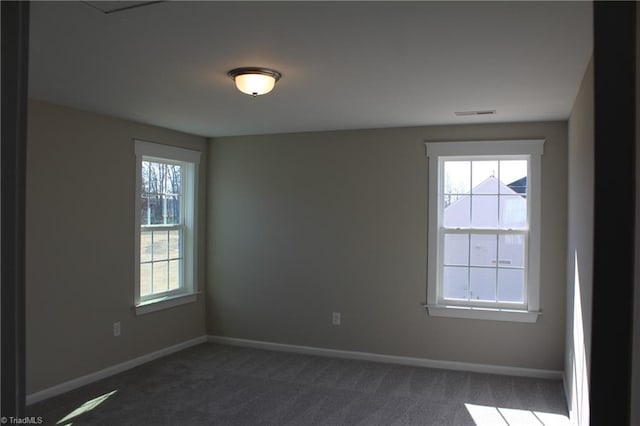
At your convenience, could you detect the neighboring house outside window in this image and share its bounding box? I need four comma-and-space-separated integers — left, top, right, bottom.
134, 140, 200, 315
425, 140, 544, 323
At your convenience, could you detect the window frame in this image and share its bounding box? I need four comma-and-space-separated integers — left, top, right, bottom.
134, 140, 200, 315
425, 139, 544, 323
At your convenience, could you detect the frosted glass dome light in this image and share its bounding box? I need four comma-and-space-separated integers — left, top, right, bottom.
228, 67, 282, 97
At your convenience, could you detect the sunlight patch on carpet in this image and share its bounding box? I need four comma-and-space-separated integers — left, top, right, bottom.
465, 403, 569, 426
57, 390, 118, 424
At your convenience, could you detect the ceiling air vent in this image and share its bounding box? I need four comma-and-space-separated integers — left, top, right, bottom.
454, 110, 497, 116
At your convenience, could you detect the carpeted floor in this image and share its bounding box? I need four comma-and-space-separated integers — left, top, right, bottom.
27, 343, 569, 425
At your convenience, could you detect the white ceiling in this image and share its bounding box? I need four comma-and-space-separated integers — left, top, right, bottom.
29, 1, 592, 138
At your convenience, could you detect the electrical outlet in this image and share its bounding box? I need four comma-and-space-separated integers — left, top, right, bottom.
332, 312, 341, 326
113, 322, 121, 337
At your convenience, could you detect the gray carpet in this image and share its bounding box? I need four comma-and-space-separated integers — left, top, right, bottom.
27, 343, 568, 425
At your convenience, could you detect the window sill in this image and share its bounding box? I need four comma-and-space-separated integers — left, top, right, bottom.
135, 292, 198, 315
425, 304, 540, 323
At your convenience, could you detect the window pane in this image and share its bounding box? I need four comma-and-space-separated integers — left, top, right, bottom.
165, 195, 181, 225
152, 261, 169, 293
168, 260, 181, 290
471, 195, 499, 228
497, 269, 524, 303
443, 234, 469, 266
469, 267, 496, 301
444, 195, 470, 227
443, 266, 468, 299
152, 231, 168, 260
140, 263, 152, 297
444, 161, 470, 194
500, 160, 527, 194
147, 195, 164, 225
166, 163, 182, 195
498, 234, 525, 267
472, 161, 499, 194
141, 161, 151, 193
141, 231, 152, 263
470, 234, 497, 266
169, 230, 181, 259
500, 195, 527, 228
141, 195, 149, 226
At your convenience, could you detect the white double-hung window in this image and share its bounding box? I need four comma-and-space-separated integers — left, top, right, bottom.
425, 140, 544, 323
134, 140, 200, 315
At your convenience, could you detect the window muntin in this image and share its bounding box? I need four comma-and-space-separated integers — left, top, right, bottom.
134, 140, 200, 313
440, 158, 528, 307
425, 140, 543, 322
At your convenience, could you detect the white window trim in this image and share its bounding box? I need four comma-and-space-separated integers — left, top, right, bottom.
134, 139, 201, 315
135, 293, 198, 315
425, 139, 544, 323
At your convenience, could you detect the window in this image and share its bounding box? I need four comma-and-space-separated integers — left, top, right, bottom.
134, 140, 200, 315
425, 140, 544, 322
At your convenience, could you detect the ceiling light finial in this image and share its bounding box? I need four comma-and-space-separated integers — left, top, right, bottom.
228, 67, 282, 97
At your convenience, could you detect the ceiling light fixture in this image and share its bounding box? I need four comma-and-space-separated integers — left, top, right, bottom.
228, 67, 282, 97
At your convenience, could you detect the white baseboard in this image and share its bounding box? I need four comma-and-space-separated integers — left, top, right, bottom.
26, 335, 207, 405
26, 334, 562, 406
208, 335, 563, 380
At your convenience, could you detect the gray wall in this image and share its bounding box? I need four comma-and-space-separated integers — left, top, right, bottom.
26, 100, 207, 394
564, 58, 593, 424
207, 121, 567, 371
